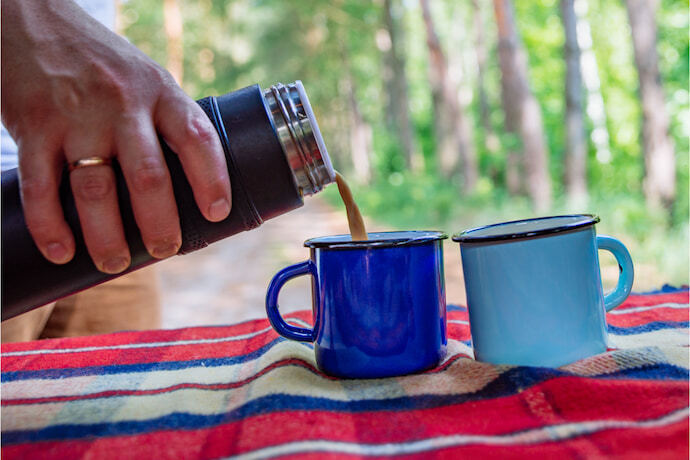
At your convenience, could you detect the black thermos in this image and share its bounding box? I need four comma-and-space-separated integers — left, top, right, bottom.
1, 81, 335, 320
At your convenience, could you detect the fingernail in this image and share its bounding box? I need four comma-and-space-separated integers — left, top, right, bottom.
151, 243, 179, 259
102, 257, 130, 274
208, 198, 230, 221
46, 242, 70, 263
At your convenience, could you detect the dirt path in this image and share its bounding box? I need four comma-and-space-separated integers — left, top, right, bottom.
157, 197, 466, 328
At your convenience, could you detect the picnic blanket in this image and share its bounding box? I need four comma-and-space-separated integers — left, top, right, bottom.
2, 286, 688, 459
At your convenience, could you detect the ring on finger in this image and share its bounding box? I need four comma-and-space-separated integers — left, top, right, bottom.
68, 157, 112, 172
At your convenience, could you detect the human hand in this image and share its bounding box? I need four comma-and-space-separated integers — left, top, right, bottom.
1, 0, 232, 274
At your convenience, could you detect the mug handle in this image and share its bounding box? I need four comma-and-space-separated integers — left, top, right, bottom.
597, 235, 634, 312
265, 261, 316, 342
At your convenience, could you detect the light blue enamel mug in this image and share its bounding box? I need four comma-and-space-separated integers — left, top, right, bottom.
452, 215, 634, 367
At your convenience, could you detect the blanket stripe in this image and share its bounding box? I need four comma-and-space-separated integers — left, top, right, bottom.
3, 372, 687, 442
2, 288, 688, 459
1, 349, 686, 409
3, 420, 687, 460
1, 300, 685, 375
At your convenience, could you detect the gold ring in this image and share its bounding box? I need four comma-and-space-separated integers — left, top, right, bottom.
68, 157, 112, 172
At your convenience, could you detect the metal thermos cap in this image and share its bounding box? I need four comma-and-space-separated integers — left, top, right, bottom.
263, 81, 335, 196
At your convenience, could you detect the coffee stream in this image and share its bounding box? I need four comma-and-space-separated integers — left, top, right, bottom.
335, 172, 368, 241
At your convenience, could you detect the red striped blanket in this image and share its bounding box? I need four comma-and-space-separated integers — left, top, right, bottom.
2, 287, 688, 459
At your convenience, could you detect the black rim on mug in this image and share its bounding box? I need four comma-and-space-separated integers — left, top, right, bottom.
452, 214, 600, 244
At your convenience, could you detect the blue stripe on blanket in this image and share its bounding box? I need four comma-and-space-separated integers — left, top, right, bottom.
635, 285, 688, 294
2, 362, 687, 445
608, 321, 689, 335
1, 338, 288, 382
2, 322, 684, 383
1, 338, 472, 383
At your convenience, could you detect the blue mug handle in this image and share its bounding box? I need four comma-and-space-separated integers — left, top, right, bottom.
597, 235, 634, 312
265, 261, 316, 342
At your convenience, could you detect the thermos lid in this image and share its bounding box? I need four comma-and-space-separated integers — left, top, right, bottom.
264, 81, 335, 196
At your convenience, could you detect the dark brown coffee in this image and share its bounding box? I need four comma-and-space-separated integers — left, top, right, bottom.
335, 171, 368, 241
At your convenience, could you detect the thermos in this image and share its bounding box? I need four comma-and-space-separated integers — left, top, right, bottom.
1, 81, 335, 320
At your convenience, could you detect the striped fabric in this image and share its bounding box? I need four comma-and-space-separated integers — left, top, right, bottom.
2, 287, 688, 459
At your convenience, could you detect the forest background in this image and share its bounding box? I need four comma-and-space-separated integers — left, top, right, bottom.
121, 0, 689, 288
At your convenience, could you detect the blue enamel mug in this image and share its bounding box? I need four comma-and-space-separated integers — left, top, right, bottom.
453, 215, 634, 367
266, 231, 448, 378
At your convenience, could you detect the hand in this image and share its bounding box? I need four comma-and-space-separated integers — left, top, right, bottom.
1, 0, 232, 274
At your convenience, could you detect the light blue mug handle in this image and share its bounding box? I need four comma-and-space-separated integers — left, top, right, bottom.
265, 261, 315, 342
597, 235, 634, 312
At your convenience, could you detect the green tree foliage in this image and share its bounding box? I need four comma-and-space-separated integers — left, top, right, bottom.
121, 0, 688, 287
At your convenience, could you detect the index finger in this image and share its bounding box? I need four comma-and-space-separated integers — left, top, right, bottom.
154, 90, 232, 223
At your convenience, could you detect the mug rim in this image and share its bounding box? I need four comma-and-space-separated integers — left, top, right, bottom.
304, 230, 448, 249
452, 214, 600, 244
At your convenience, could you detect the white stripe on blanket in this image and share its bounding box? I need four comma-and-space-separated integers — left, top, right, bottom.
227, 406, 690, 459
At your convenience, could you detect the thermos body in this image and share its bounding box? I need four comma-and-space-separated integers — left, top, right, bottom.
2, 82, 335, 320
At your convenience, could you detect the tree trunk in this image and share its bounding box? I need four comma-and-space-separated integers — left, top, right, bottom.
114, 0, 123, 35
163, 0, 184, 85
346, 81, 373, 184
494, 0, 522, 195
575, 0, 612, 165
382, 0, 422, 172
420, 0, 477, 192
340, 46, 372, 184
560, 0, 588, 207
493, 0, 551, 211
472, 0, 499, 154
625, 0, 676, 210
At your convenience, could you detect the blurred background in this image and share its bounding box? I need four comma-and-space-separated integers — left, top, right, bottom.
117, 0, 688, 326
